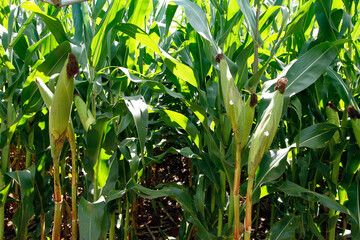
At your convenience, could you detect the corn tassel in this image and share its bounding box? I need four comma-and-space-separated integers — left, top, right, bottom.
244, 78, 287, 240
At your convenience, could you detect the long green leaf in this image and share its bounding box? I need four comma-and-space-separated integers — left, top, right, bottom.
7, 165, 35, 240
254, 145, 295, 199
124, 96, 148, 159
90, 0, 124, 70
268, 215, 300, 240
298, 123, 338, 148
21, 2, 68, 44
115, 23, 199, 88
285, 42, 338, 97
236, 0, 262, 45
160, 110, 201, 149
84, 117, 112, 190
36, 41, 71, 76
278, 181, 356, 221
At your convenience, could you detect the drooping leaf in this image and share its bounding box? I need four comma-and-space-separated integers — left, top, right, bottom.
90, 0, 124, 70
253, 145, 295, 202
348, 179, 360, 235
236, 0, 262, 45
115, 23, 199, 88
124, 96, 148, 159
84, 117, 113, 190
36, 41, 71, 76
315, 0, 337, 41
21, 2, 68, 44
78, 196, 107, 240
278, 181, 356, 221
268, 215, 300, 240
160, 110, 201, 149
7, 165, 35, 240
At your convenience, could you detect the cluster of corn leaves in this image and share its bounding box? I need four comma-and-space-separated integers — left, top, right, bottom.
1, 0, 360, 239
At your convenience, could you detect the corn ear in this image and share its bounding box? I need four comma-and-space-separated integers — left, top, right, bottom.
348, 105, 360, 148
326, 102, 340, 144
35, 77, 53, 108
74, 94, 95, 131
240, 93, 258, 152
247, 78, 287, 175
49, 53, 78, 142
216, 54, 244, 143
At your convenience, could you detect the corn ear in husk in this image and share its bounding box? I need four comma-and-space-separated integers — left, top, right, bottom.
74, 94, 95, 131
348, 105, 360, 148
240, 93, 258, 152
247, 78, 287, 175
49, 53, 78, 142
35, 77, 53, 108
326, 102, 340, 144
216, 54, 245, 143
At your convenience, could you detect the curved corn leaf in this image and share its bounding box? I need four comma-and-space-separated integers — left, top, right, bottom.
285, 42, 338, 97
21, 2, 68, 44
115, 23, 198, 88
78, 196, 107, 240
268, 215, 300, 240
298, 123, 338, 148
160, 110, 201, 149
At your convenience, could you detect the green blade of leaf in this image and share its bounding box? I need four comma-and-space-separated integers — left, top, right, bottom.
36, 41, 71, 76
115, 23, 199, 88
160, 110, 201, 149
268, 215, 300, 240
124, 96, 148, 158
298, 123, 338, 148
285, 42, 338, 97
21, 2, 68, 44
78, 196, 106, 240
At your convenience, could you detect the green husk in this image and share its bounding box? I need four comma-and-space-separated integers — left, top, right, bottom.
49, 53, 78, 142
74, 94, 96, 131
348, 105, 360, 148
326, 102, 340, 143
247, 78, 287, 174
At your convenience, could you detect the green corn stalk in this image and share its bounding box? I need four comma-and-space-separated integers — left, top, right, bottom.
216, 54, 258, 240
244, 78, 287, 240
326, 102, 341, 240
36, 53, 78, 240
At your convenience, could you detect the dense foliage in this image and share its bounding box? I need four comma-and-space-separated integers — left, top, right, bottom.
1, 0, 360, 239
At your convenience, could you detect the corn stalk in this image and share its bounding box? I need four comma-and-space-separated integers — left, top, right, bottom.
244, 78, 287, 240
35, 53, 79, 240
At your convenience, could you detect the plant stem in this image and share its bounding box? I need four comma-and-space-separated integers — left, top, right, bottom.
218, 170, 226, 236
124, 194, 130, 240
233, 142, 242, 240
109, 212, 115, 240
244, 174, 255, 240
26, 121, 34, 168
0, 47, 14, 240
67, 122, 78, 240
52, 155, 62, 240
